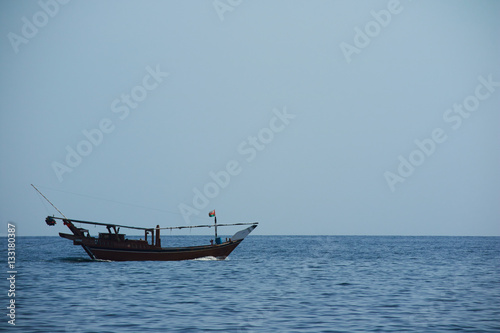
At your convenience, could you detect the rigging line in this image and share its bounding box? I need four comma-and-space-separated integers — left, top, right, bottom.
48, 216, 257, 231
36, 185, 183, 217
31, 184, 67, 219
157, 222, 258, 230
36, 190, 52, 215
49, 217, 149, 230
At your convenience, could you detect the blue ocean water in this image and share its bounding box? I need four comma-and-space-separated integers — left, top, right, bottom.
1, 235, 499, 332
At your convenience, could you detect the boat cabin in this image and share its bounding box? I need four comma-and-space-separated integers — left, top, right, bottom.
98, 233, 125, 242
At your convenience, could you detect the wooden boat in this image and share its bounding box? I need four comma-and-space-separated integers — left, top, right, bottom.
45, 216, 257, 261
33, 184, 257, 261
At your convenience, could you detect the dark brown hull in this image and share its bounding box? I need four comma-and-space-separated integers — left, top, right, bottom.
87, 241, 242, 261
60, 233, 243, 261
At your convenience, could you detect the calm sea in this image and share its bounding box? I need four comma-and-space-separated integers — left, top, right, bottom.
2, 236, 499, 332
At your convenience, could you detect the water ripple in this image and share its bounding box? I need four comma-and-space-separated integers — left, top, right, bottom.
3, 236, 499, 332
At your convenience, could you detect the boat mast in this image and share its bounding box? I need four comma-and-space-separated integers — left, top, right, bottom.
209, 209, 218, 242
215, 215, 218, 240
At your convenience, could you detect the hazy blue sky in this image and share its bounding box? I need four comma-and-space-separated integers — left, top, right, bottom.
1, 0, 499, 236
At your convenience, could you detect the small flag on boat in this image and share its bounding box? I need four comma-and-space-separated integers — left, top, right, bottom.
209, 210, 216, 217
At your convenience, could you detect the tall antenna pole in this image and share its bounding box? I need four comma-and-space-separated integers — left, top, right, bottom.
214, 215, 218, 240
31, 184, 68, 219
